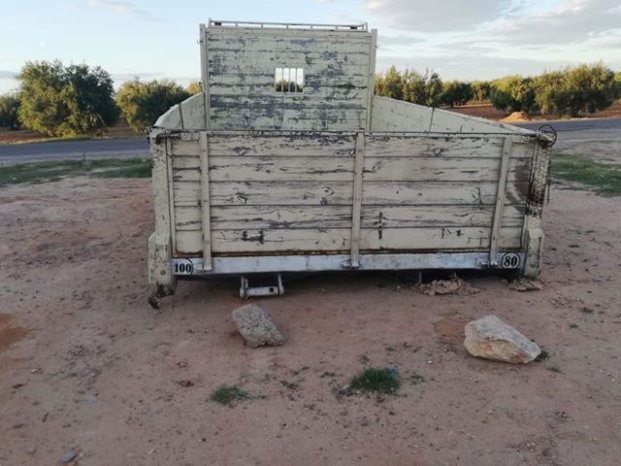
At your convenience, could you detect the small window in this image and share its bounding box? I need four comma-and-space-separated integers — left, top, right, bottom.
275, 67, 304, 93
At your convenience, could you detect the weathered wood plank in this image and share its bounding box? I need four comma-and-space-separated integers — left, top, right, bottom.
208, 50, 370, 68
208, 62, 369, 76
361, 226, 522, 251
208, 108, 365, 131
208, 134, 356, 157
209, 95, 366, 110
363, 181, 529, 206
173, 181, 355, 206
209, 83, 369, 99
173, 156, 529, 183
175, 226, 522, 254
365, 136, 534, 159
363, 156, 531, 182
174, 156, 354, 182
206, 34, 372, 53
173, 180, 529, 207
174, 204, 525, 231
209, 74, 369, 88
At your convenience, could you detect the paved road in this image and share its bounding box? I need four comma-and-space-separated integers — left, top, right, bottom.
0, 137, 149, 165
1, 118, 619, 165
513, 118, 621, 149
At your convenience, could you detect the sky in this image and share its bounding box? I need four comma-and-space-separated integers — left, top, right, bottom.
0, 0, 620, 93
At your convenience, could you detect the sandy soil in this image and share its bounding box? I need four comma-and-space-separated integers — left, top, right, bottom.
451, 101, 621, 121
1, 173, 621, 466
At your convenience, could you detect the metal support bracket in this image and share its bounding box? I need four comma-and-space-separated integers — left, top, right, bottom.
239, 274, 285, 298
489, 137, 512, 267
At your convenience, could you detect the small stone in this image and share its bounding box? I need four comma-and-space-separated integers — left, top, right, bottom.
62, 448, 78, 463
508, 278, 543, 292
464, 315, 541, 364
231, 304, 285, 348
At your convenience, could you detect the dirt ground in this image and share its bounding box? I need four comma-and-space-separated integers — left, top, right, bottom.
1, 164, 621, 465
451, 101, 621, 121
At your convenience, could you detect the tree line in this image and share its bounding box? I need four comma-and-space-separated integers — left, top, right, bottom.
1, 60, 620, 135
0, 60, 202, 136
375, 63, 621, 117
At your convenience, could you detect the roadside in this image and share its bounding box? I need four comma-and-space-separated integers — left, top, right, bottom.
0, 120, 140, 145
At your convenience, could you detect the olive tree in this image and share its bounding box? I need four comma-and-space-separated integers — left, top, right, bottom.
0, 93, 20, 129
116, 79, 190, 133
18, 60, 117, 136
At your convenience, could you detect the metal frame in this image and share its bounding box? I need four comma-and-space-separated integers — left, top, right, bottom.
207, 19, 368, 31
171, 251, 524, 277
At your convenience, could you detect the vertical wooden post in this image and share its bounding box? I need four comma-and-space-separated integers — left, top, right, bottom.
365, 29, 378, 131
199, 132, 213, 271
489, 137, 512, 266
165, 137, 176, 254
350, 132, 365, 268
199, 24, 210, 130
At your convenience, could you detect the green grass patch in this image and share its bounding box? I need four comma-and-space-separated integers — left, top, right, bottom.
0, 158, 150, 187
552, 152, 621, 195
349, 368, 401, 394
209, 385, 249, 406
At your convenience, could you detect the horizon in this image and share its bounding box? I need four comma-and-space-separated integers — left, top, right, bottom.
1, 0, 620, 94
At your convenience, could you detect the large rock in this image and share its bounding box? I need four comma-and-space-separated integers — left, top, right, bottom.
464, 315, 540, 364
231, 304, 285, 348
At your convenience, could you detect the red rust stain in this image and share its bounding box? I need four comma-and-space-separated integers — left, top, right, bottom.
0, 313, 29, 353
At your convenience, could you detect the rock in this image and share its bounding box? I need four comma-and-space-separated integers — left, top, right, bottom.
464, 315, 541, 364
508, 278, 543, 292
417, 274, 480, 296
62, 448, 78, 463
231, 304, 285, 348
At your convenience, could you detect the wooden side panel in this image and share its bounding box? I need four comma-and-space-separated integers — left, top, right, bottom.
169, 132, 534, 257
175, 227, 523, 254
205, 27, 373, 131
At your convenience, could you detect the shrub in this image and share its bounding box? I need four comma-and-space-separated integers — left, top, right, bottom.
441, 80, 473, 107
0, 93, 20, 129
489, 75, 538, 114
116, 79, 190, 133
187, 81, 202, 95
18, 60, 118, 136
534, 64, 616, 116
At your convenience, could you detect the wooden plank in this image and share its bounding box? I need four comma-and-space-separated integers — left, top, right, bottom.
207, 134, 356, 157
176, 205, 352, 230
208, 62, 369, 76
489, 138, 512, 265
174, 156, 354, 182
175, 226, 522, 254
171, 140, 199, 157
174, 181, 355, 207
206, 35, 372, 53
207, 50, 370, 68
209, 83, 369, 99
363, 156, 530, 182
209, 74, 369, 88
199, 133, 212, 270
361, 227, 522, 251
209, 95, 366, 110
208, 108, 365, 131
365, 136, 534, 159
173, 180, 530, 207
350, 132, 365, 267
174, 204, 525, 231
